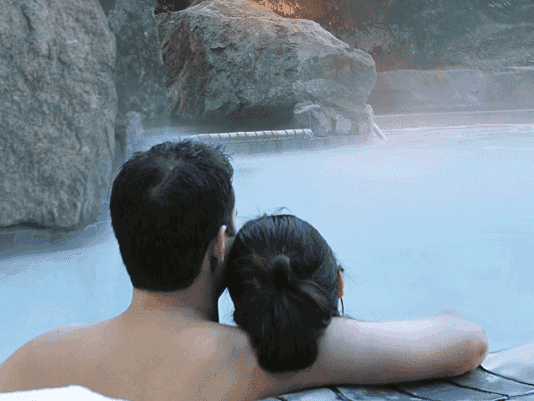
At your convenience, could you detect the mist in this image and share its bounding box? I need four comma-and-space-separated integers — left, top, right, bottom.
2, 122, 534, 364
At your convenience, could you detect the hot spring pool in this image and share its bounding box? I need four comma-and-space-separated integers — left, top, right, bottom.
1, 123, 533, 364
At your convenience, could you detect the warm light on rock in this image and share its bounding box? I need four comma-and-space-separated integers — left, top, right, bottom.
250, 0, 298, 17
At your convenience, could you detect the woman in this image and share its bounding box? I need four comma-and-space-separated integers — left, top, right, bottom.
226, 213, 489, 375
226, 213, 345, 372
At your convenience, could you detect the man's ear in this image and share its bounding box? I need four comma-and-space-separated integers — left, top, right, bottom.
215, 225, 227, 262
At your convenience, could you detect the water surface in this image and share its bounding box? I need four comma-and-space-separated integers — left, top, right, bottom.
1, 124, 533, 364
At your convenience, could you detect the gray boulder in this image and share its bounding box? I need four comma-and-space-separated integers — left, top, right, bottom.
156, 0, 377, 137
369, 69, 486, 113
103, 0, 171, 171
0, 0, 117, 230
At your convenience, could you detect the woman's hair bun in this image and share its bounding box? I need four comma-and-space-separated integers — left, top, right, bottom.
271, 254, 295, 290
227, 214, 340, 373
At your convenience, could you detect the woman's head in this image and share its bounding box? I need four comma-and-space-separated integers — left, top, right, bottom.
226, 214, 343, 373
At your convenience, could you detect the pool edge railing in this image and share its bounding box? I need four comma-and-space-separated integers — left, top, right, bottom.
130, 125, 389, 160
181, 128, 314, 143
179, 125, 388, 143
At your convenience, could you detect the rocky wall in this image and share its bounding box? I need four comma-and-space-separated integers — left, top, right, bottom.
0, 0, 169, 246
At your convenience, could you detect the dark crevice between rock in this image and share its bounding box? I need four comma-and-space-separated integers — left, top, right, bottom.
327, 386, 353, 401
170, 105, 296, 132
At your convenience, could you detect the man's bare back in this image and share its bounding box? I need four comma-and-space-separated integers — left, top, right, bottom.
0, 315, 289, 401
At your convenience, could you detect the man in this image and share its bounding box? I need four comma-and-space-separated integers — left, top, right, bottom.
0, 140, 488, 401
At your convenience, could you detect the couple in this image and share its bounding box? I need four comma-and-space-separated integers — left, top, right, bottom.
0, 140, 488, 401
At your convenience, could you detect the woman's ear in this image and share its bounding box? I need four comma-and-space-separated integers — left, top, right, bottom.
337, 270, 344, 299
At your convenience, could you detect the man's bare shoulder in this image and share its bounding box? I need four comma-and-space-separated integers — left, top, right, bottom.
33, 321, 107, 343
0, 321, 113, 392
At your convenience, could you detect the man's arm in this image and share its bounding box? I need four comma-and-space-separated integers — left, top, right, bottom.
283, 312, 488, 390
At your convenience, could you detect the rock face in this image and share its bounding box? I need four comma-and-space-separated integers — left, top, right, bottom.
436, 21, 534, 74
156, 0, 377, 137
101, 0, 171, 170
369, 69, 486, 113
0, 0, 171, 235
0, 0, 117, 230
380, 11, 533, 74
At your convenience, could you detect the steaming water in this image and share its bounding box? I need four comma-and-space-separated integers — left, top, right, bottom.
1, 124, 533, 364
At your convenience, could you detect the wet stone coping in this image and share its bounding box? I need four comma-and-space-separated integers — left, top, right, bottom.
261, 367, 534, 401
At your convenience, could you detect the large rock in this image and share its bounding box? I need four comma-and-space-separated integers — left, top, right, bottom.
102, 0, 171, 171
369, 69, 486, 113
156, 0, 377, 137
0, 0, 117, 230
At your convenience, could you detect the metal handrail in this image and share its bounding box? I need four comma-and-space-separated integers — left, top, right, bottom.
181, 128, 314, 142
181, 125, 388, 142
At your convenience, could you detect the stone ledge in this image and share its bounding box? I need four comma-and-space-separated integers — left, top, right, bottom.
0, 220, 111, 260
369, 68, 534, 115
140, 127, 377, 157
374, 108, 534, 131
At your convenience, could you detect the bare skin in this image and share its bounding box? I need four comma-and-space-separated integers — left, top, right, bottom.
0, 219, 489, 401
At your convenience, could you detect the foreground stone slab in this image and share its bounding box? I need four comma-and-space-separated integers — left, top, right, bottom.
1, 366, 533, 400
483, 341, 534, 384
259, 367, 534, 401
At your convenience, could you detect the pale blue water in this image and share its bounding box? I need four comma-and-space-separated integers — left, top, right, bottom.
1, 124, 533, 364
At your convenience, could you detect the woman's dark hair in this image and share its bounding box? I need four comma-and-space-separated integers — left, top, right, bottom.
109, 140, 235, 292
226, 214, 342, 373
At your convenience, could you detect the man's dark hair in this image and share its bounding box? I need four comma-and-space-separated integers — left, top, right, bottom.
109, 140, 235, 292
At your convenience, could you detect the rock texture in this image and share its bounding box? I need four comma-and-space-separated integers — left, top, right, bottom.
156, 0, 377, 137
371, 9, 534, 75
0, 0, 117, 230
0, 0, 172, 234
436, 21, 534, 74
102, 0, 171, 170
